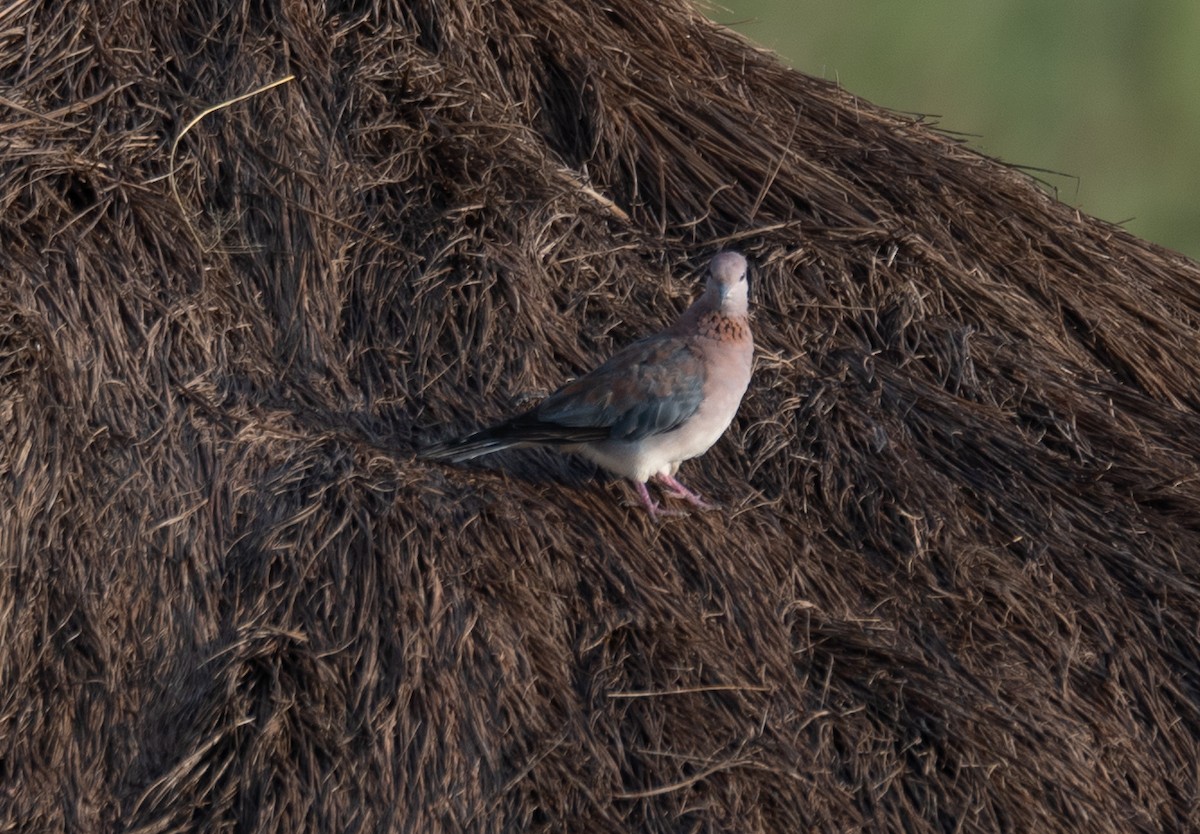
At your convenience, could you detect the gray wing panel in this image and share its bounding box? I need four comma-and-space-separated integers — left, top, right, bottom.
537, 335, 706, 441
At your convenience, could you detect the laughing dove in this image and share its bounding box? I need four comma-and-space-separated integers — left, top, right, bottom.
420, 251, 753, 519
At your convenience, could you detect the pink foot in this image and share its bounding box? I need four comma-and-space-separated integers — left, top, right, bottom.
634, 481, 687, 520
653, 473, 718, 511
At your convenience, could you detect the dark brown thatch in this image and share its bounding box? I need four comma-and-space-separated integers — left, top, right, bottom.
3, 1, 1200, 831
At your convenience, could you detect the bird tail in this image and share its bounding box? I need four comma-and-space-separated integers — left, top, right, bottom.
418, 427, 531, 463
419, 413, 609, 463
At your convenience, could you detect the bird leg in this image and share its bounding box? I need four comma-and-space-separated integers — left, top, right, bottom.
634, 481, 687, 520
653, 473, 718, 511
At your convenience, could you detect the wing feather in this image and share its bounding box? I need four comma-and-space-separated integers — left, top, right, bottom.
537, 335, 705, 440
420, 334, 705, 462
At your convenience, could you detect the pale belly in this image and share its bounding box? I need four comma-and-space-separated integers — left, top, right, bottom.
574, 350, 752, 483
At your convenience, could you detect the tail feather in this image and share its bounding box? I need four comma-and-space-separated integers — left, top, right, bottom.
418, 430, 528, 463
419, 414, 609, 463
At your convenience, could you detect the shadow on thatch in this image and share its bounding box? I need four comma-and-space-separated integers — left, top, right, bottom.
3, 0, 1200, 831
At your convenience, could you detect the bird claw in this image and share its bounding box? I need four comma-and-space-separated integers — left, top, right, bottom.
653, 474, 719, 511
631, 477, 721, 520
633, 481, 688, 521
650, 505, 690, 520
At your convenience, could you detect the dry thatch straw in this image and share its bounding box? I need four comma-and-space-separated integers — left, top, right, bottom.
3, 1, 1200, 831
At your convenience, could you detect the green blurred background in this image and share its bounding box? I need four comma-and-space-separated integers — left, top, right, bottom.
710, 1, 1200, 259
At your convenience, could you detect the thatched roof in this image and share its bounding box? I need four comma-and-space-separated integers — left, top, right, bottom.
3, 0, 1200, 831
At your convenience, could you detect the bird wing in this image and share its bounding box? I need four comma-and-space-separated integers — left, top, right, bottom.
418, 334, 706, 462
536, 334, 706, 441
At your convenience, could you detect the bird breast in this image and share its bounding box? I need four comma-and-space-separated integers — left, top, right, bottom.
578, 318, 753, 483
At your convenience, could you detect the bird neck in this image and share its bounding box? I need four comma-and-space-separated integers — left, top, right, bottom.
674, 301, 750, 341
693, 310, 750, 342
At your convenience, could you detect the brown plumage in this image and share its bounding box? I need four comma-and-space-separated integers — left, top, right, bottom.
421, 251, 753, 517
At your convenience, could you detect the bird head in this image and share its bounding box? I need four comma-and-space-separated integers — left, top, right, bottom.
705, 251, 749, 316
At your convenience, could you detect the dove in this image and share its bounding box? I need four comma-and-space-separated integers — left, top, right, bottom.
420, 251, 753, 519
